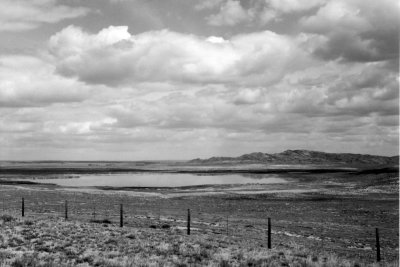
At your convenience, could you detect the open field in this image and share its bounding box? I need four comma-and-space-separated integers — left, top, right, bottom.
0, 214, 398, 267
0, 163, 399, 266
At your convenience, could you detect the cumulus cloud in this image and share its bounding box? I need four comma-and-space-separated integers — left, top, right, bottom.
276, 60, 399, 117
1, 0, 398, 160
300, 0, 399, 62
195, 0, 224, 10
40, 24, 398, 156
267, 0, 325, 13
233, 88, 263, 105
202, 0, 326, 26
0, 0, 90, 31
0, 55, 89, 107
101, 60, 398, 132
206, 0, 252, 26
200, 0, 398, 64
259, 0, 326, 24
48, 25, 302, 87
2, 65, 398, 159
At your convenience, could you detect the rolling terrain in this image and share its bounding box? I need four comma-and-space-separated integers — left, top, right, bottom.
0, 150, 398, 266
189, 150, 399, 167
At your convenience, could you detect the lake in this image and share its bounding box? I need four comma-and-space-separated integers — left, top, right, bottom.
30, 173, 288, 187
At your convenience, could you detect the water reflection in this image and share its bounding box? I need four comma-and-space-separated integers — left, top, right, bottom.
31, 173, 288, 187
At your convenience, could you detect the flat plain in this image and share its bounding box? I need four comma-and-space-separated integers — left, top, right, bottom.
0, 160, 398, 266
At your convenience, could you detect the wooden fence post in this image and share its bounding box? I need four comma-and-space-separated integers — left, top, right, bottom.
226, 214, 229, 236
65, 200, 68, 220
376, 228, 381, 262
187, 209, 191, 235
158, 206, 161, 225
120, 204, 123, 227
268, 217, 271, 249
22, 198, 24, 217
93, 205, 96, 220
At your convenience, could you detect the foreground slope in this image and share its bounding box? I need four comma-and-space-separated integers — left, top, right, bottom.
0, 216, 397, 267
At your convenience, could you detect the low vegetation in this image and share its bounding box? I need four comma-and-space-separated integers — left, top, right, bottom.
0, 215, 398, 267
0, 161, 398, 266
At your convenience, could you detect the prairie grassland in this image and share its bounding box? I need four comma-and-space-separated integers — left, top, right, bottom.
0, 169, 398, 266
0, 215, 398, 267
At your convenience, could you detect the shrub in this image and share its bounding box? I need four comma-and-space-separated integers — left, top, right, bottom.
104, 238, 118, 246
90, 219, 112, 224
219, 259, 230, 267
125, 233, 136, 239
10, 255, 52, 267
0, 214, 15, 222
24, 220, 34, 226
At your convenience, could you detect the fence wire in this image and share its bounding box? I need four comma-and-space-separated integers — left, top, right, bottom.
0, 194, 398, 263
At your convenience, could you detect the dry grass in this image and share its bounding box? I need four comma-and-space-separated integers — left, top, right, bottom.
0, 215, 398, 267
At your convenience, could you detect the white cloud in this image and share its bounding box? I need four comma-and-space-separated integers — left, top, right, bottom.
0, 0, 398, 160
48, 25, 131, 57
300, 1, 369, 33
48, 25, 302, 87
206, 36, 226, 44
259, 0, 326, 24
41, 25, 397, 157
195, 0, 224, 10
233, 88, 263, 105
202, 0, 326, 26
1, 60, 398, 159
300, 0, 399, 62
259, 9, 278, 24
268, 0, 325, 13
0, 0, 90, 31
0, 55, 89, 107
206, 0, 252, 26
59, 118, 117, 135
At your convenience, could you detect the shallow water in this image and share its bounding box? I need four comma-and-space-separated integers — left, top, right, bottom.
30, 173, 287, 187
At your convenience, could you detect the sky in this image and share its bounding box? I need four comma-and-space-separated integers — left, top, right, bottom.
0, 0, 399, 160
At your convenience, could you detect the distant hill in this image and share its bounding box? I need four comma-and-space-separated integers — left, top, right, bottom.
189, 150, 399, 166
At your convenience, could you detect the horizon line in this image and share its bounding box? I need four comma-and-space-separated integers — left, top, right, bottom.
1, 149, 399, 162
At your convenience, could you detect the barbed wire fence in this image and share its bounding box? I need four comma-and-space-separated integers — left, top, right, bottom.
0, 193, 398, 263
